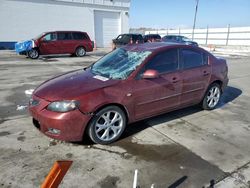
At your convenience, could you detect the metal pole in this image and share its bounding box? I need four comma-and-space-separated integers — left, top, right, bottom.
192, 0, 199, 40
226, 24, 230, 45
206, 25, 209, 45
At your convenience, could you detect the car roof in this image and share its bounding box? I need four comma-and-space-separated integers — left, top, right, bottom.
144, 34, 161, 36
45, 31, 86, 33
163, 35, 185, 38
123, 42, 189, 51
120, 33, 142, 36
122, 42, 213, 58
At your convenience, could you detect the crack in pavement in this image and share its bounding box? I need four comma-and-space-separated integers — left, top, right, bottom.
215, 161, 250, 187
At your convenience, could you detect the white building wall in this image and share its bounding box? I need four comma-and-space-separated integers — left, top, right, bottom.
121, 11, 129, 33
0, 0, 130, 47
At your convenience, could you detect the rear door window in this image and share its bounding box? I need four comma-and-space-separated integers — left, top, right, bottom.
72, 32, 87, 40
122, 35, 131, 43
57, 32, 72, 40
132, 35, 143, 43
203, 53, 208, 65
181, 49, 204, 69
132, 35, 138, 42
145, 48, 179, 74
137, 35, 143, 42
155, 35, 161, 39
176, 36, 182, 41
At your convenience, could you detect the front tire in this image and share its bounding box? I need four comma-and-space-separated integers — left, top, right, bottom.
202, 83, 221, 110
75, 47, 86, 57
27, 48, 39, 59
87, 106, 126, 145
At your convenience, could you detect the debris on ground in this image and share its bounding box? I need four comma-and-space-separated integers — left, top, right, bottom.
25, 89, 34, 96
48, 140, 57, 146
16, 105, 27, 111
87, 167, 94, 172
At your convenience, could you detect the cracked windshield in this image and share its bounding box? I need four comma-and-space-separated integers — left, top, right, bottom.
91, 48, 151, 79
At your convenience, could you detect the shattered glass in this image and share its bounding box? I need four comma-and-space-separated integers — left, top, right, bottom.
91, 48, 151, 80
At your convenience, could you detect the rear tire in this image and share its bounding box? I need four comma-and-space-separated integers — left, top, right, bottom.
27, 48, 39, 59
75, 47, 86, 57
87, 106, 126, 145
202, 83, 221, 110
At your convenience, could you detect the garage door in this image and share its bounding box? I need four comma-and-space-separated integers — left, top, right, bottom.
94, 10, 120, 48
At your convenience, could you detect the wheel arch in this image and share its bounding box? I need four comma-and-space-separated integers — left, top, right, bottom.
210, 80, 223, 89
34, 47, 40, 53
75, 45, 86, 52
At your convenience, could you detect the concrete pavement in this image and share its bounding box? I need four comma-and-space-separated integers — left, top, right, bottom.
0, 49, 250, 187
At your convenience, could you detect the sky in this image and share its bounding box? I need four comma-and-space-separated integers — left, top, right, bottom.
129, 0, 250, 29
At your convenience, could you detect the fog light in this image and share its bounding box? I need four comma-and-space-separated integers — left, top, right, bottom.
48, 128, 61, 135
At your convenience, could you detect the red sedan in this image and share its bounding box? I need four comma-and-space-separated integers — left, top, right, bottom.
29, 42, 228, 144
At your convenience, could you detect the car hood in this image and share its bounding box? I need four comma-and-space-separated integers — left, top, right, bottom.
34, 69, 120, 101
15, 40, 34, 53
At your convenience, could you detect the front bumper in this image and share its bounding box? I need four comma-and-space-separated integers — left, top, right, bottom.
29, 95, 92, 141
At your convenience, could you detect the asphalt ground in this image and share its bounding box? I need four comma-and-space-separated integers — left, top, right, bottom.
0, 49, 250, 188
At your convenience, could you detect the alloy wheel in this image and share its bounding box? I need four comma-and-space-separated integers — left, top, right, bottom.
76, 47, 86, 57
206, 86, 221, 108
94, 110, 123, 142
28, 49, 39, 59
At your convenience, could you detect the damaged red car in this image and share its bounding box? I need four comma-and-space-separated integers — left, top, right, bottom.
29, 42, 228, 144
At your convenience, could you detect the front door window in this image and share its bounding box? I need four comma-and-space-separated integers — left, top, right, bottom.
43, 33, 56, 41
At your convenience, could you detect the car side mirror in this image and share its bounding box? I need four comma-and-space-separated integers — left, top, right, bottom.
41, 38, 47, 42
142, 69, 159, 79
41, 37, 50, 42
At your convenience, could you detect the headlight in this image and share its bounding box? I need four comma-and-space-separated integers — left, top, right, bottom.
47, 100, 80, 112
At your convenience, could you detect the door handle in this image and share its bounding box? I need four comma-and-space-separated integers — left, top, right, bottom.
203, 71, 210, 76
172, 77, 179, 83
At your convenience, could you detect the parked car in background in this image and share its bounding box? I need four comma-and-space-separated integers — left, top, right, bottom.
29, 42, 228, 144
15, 31, 93, 59
143, 34, 161, 42
112, 33, 143, 50
162, 35, 198, 46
